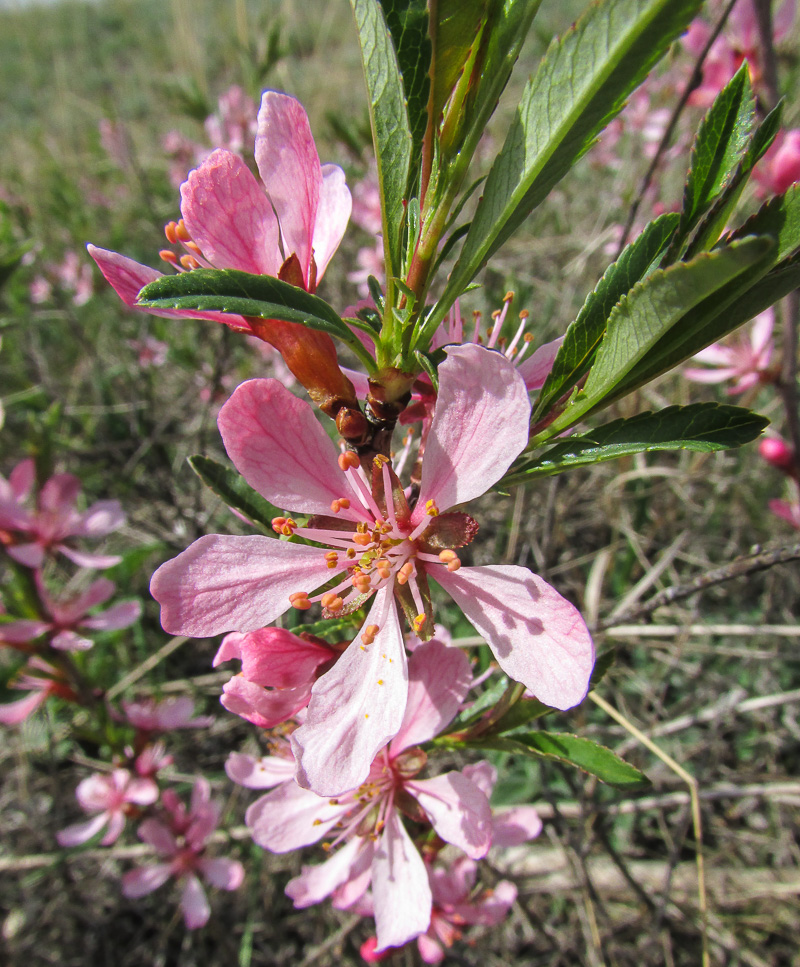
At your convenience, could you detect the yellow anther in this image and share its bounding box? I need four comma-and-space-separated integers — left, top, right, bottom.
397, 562, 414, 585
328, 799, 339, 805
353, 533, 372, 547
321, 592, 344, 613
352, 574, 372, 593
338, 451, 360, 472
361, 624, 380, 646
356, 522, 368, 533
325, 551, 339, 569
185, 241, 203, 257
373, 454, 389, 468
289, 592, 311, 610
504, 290, 515, 303
491, 309, 502, 320
523, 331, 534, 342
346, 548, 356, 559
176, 219, 191, 241
164, 221, 179, 244
438, 549, 458, 563
364, 713, 369, 719
425, 499, 440, 517
519, 309, 530, 321
159, 249, 179, 265
322, 842, 332, 852
312, 819, 322, 826
330, 497, 351, 513
377, 679, 384, 685
179, 254, 201, 271
447, 558, 461, 572
413, 613, 427, 633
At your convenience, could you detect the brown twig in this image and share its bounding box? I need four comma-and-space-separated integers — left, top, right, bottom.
752, 0, 780, 111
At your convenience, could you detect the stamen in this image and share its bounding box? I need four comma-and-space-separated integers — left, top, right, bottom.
425, 499, 439, 517
271, 517, 297, 536
175, 219, 191, 242
164, 221, 179, 244
320, 592, 344, 613
352, 572, 372, 594
338, 451, 360, 472
330, 497, 351, 513
325, 551, 339, 569
438, 549, 461, 571
289, 592, 311, 610
179, 254, 201, 271
361, 624, 380, 646
396, 561, 415, 586
159, 250, 179, 266
413, 613, 427, 634
381, 461, 398, 531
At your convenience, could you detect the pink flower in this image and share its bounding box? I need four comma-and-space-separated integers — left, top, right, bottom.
88, 90, 351, 333
684, 308, 775, 393
213, 627, 342, 728
57, 769, 159, 847
204, 85, 258, 157
245, 642, 493, 952
123, 695, 214, 733
128, 334, 168, 368
0, 658, 74, 725
0, 574, 140, 652
121, 778, 244, 929
753, 129, 800, 197
225, 746, 297, 789
151, 344, 594, 795
768, 499, 800, 530
0, 459, 125, 569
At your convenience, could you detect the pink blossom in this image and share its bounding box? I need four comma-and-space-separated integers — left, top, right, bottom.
204, 85, 258, 157
245, 642, 493, 952
759, 437, 797, 475
225, 746, 297, 789
57, 768, 159, 847
151, 345, 594, 795
123, 695, 214, 733
213, 627, 342, 728
753, 129, 800, 197
768, 498, 800, 530
0, 658, 74, 725
684, 308, 775, 393
89, 90, 351, 333
30, 252, 93, 307
128, 335, 168, 368
0, 459, 125, 569
122, 778, 244, 929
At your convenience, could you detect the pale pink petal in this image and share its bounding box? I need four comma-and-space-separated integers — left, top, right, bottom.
372, 810, 432, 951
150, 534, 332, 636
0, 689, 48, 725
415, 345, 530, 520
181, 149, 280, 275
100, 810, 126, 845
406, 772, 492, 859
434, 564, 594, 710
39, 473, 80, 514
390, 640, 472, 753
286, 837, 370, 907
218, 379, 361, 520
75, 773, 117, 811
198, 856, 245, 890
122, 863, 173, 898
73, 500, 125, 537
429, 856, 477, 906
245, 782, 344, 852
453, 879, 517, 926
50, 630, 94, 651
81, 599, 142, 631
291, 588, 408, 797
331, 846, 375, 910
57, 812, 109, 847
221, 675, 311, 728
54, 578, 115, 622
9, 459, 35, 500
750, 309, 774, 357
689, 343, 733, 366
0, 619, 50, 644
221, 627, 335, 688
417, 933, 445, 964
225, 751, 295, 788
461, 760, 497, 799
516, 335, 563, 390
774, 0, 797, 39
56, 545, 121, 569
213, 634, 242, 667
255, 91, 321, 285
7, 543, 45, 568
683, 365, 740, 384
137, 818, 178, 855
492, 805, 543, 846
312, 164, 352, 282
181, 874, 211, 929
126, 777, 160, 806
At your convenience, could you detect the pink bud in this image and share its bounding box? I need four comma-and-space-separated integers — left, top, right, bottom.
360, 937, 395, 963
759, 437, 795, 472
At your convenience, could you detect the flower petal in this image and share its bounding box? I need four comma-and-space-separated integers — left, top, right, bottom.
372, 810, 432, 951
225, 751, 295, 789
415, 345, 530, 519
312, 164, 352, 282
218, 378, 362, 519
406, 772, 492, 859
150, 534, 332, 636
121, 863, 173, 898
181, 149, 280, 276
434, 564, 594, 710
56, 812, 109, 847
390, 640, 472, 753
221, 675, 311, 728
181, 874, 211, 929
198, 856, 245, 891
491, 805, 543, 846
137, 818, 178, 855
286, 837, 370, 908
81, 599, 142, 632
245, 782, 344, 852
221, 627, 336, 688
515, 335, 563, 390
291, 588, 408, 797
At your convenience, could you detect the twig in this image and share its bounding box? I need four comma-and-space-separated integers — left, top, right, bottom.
588, 691, 709, 967
615, 0, 740, 257
752, 0, 780, 111
106, 635, 189, 699
295, 915, 362, 967
596, 541, 800, 629
778, 291, 800, 497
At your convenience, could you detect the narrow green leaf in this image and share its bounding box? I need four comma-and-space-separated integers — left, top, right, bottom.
489, 697, 553, 733
430, 0, 702, 328
350, 0, 413, 279
724, 182, 800, 265
507, 404, 768, 483
379, 0, 430, 166
429, 0, 486, 127
543, 236, 774, 435
188, 455, 284, 532
532, 212, 679, 421
505, 731, 650, 788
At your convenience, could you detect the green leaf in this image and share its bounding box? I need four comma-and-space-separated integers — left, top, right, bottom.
350, 0, 413, 280
489, 697, 553, 733
725, 181, 800, 265
532, 212, 679, 422
504, 731, 650, 788
507, 404, 768, 482
542, 235, 774, 436
429, 0, 702, 330
188, 455, 284, 533
430, 0, 488, 126
379, 0, 430, 168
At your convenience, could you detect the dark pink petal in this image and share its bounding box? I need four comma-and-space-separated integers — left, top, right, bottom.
0, 619, 51, 644
515, 335, 563, 390
9, 459, 35, 500
372, 810, 432, 951
7, 543, 45, 568
491, 805, 543, 846
81, 599, 142, 632
224, 627, 335, 689
181, 874, 211, 929
245, 782, 344, 852
218, 379, 359, 519
434, 564, 594, 710
429, 856, 476, 906
213, 634, 242, 666
150, 534, 331, 636
313, 164, 352, 282
415, 345, 530, 521
198, 856, 245, 891
181, 149, 280, 275
52, 578, 115, 623
255, 92, 321, 286
225, 751, 295, 789
39, 473, 80, 515
122, 863, 173, 898
0, 690, 48, 725
292, 589, 408, 797
221, 675, 311, 728
137, 818, 178, 856
390, 640, 472, 753
56, 812, 109, 847
406, 772, 492, 859
286, 837, 370, 907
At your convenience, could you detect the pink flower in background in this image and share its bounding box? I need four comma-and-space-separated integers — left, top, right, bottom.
89, 90, 352, 332
0, 575, 140, 652
162, 129, 205, 189
57, 768, 159, 847
0, 658, 74, 725
753, 129, 800, 197
29, 251, 93, 307
204, 85, 258, 157
0, 459, 125, 569
128, 334, 168, 368
123, 695, 214, 733
684, 308, 775, 394
151, 345, 594, 796
226, 745, 297, 790
768, 499, 800, 530
122, 778, 244, 929
245, 642, 493, 952
213, 627, 342, 729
